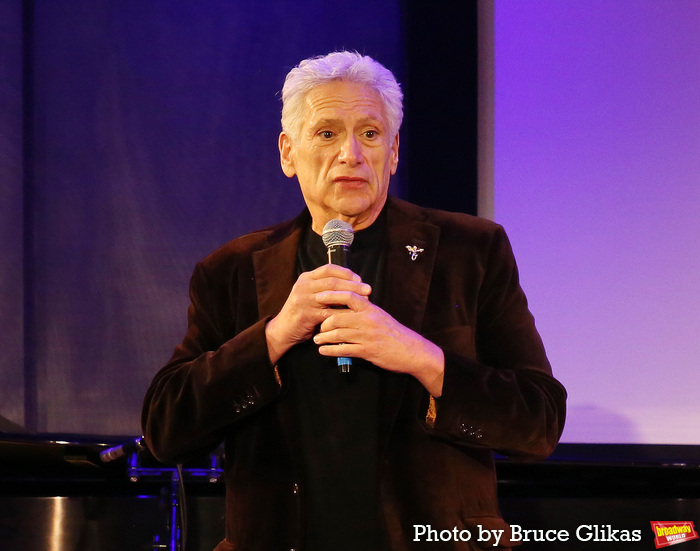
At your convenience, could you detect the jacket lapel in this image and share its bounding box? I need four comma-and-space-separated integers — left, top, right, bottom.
252, 215, 306, 320
378, 198, 441, 454
252, 213, 307, 470
382, 198, 440, 332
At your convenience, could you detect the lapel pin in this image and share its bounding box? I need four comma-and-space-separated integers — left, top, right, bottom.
405, 245, 425, 261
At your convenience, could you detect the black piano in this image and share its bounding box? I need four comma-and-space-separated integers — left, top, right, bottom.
2, 434, 700, 550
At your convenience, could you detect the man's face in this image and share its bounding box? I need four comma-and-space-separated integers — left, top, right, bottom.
279, 80, 399, 233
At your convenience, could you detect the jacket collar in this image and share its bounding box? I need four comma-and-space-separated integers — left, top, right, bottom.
252, 197, 441, 326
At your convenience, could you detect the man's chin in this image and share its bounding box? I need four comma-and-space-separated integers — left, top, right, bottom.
330, 197, 387, 229
331, 196, 371, 216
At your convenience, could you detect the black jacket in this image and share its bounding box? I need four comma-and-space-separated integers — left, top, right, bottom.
142, 197, 567, 550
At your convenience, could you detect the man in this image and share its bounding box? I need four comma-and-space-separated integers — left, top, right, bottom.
142, 51, 566, 551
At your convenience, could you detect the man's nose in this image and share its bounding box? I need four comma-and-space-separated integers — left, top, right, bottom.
338, 135, 362, 165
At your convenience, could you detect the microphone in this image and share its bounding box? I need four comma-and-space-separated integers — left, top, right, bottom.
100, 436, 146, 463
321, 219, 355, 374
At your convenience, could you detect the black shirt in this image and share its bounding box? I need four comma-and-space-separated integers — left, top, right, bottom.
286, 214, 387, 550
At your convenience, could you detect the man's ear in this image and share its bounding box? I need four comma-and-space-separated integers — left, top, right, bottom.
279, 132, 296, 178
389, 132, 400, 175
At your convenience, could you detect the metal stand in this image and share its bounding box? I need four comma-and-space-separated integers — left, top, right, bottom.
127, 452, 223, 551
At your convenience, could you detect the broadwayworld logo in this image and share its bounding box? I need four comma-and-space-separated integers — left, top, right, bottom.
651, 522, 699, 549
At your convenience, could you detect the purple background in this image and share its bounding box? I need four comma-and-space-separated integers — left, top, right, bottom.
494, 0, 700, 444
4, 1, 697, 445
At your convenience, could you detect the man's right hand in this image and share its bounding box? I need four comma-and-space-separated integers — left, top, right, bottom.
264, 264, 372, 365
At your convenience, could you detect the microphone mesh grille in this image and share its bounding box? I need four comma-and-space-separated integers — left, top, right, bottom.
322, 219, 354, 247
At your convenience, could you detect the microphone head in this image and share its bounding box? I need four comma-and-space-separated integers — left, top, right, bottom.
322, 219, 354, 248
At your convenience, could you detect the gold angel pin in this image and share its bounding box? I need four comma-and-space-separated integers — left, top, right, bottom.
405, 245, 425, 261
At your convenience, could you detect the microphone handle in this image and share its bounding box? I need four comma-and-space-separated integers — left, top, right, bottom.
326, 244, 352, 373
327, 243, 348, 266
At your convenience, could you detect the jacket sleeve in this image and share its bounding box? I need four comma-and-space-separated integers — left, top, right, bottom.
430, 224, 567, 461
141, 261, 282, 464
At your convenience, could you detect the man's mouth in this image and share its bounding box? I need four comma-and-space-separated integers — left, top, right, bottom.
333, 176, 367, 185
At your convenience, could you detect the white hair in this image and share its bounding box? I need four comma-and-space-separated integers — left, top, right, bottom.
281, 51, 403, 141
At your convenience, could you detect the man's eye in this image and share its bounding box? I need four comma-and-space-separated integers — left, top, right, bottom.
319, 131, 334, 139
364, 130, 378, 139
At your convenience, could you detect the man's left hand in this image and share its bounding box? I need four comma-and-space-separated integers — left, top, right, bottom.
312, 290, 445, 397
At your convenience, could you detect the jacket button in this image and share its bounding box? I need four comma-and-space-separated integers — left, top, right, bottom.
292, 483, 300, 495
460, 423, 477, 436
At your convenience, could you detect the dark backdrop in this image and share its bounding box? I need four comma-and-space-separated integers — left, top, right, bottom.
0, 0, 478, 435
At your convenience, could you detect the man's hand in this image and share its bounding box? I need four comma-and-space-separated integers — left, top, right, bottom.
312, 287, 445, 397
265, 264, 371, 365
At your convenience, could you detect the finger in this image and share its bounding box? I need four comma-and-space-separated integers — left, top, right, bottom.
315, 290, 372, 309
308, 264, 362, 282
299, 271, 370, 296
322, 278, 372, 295
292, 277, 370, 307
314, 322, 355, 342
317, 343, 359, 358
317, 308, 362, 333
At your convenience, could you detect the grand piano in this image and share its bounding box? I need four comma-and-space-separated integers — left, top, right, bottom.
1, 433, 699, 550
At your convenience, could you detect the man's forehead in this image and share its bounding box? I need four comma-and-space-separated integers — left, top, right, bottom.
303, 82, 387, 125
308, 114, 384, 128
